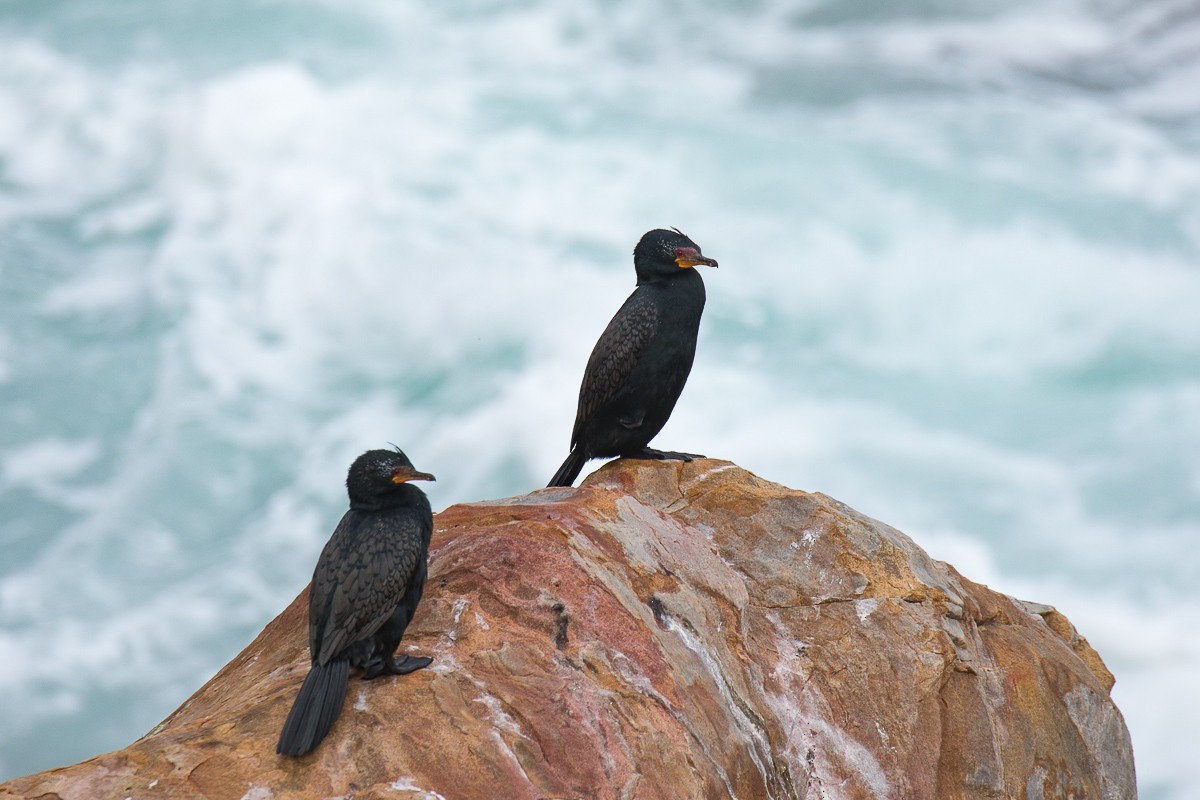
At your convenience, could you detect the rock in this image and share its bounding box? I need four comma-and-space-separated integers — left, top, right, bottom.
0, 460, 1136, 800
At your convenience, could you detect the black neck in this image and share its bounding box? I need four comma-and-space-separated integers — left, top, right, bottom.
349, 482, 427, 511
636, 266, 706, 288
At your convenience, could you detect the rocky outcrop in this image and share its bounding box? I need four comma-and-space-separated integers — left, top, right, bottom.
0, 460, 1136, 800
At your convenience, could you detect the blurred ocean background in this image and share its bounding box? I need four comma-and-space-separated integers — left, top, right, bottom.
1, 0, 1198, 795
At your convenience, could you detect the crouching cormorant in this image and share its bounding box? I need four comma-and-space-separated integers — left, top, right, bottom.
548, 228, 718, 487
276, 448, 435, 757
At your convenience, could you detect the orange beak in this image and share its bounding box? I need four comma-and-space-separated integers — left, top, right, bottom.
392, 467, 436, 484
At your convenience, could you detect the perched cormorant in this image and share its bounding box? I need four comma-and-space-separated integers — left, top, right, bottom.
548, 228, 718, 487
276, 448, 436, 757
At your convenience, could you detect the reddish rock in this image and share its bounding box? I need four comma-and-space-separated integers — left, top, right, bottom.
0, 460, 1135, 799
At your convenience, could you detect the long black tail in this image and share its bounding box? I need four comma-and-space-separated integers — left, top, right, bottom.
276, 659, 350, 756
547, 448, 588, 488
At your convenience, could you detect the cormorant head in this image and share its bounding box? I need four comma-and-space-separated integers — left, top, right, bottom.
632, 228, 718, 284
346, 447, 436, 506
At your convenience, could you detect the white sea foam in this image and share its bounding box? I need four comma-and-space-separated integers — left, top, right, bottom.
1, 438, 101, 494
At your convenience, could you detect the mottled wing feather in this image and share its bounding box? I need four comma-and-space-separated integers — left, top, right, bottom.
572, 291, 658, 447
309, 510, 424, 665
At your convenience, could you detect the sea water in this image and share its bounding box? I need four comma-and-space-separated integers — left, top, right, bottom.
1, 1, 1197, 797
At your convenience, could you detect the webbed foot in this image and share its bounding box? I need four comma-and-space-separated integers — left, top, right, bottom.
363, 654, 433, 680
629, 447, 705, 462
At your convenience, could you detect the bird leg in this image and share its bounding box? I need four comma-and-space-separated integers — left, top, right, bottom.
362, 654, 433, 680
628, 447, 705, 462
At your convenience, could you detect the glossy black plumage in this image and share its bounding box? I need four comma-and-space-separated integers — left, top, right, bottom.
548, 229, 717, 487
276, 448, 435, 757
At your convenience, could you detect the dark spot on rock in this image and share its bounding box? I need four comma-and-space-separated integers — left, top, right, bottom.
648, 595, 670, 630
553, 607, 570, 650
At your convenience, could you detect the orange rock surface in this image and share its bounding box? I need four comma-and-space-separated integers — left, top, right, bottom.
0, 460, 1135, 799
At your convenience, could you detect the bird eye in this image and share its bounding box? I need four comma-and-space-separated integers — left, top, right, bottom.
391, 468, 401, 476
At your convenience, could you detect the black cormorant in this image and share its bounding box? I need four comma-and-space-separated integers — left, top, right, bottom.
548, 228, 717, 487
276, 448, 435, 757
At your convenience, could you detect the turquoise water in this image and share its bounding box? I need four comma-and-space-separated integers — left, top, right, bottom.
2, 1, 1198, 796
